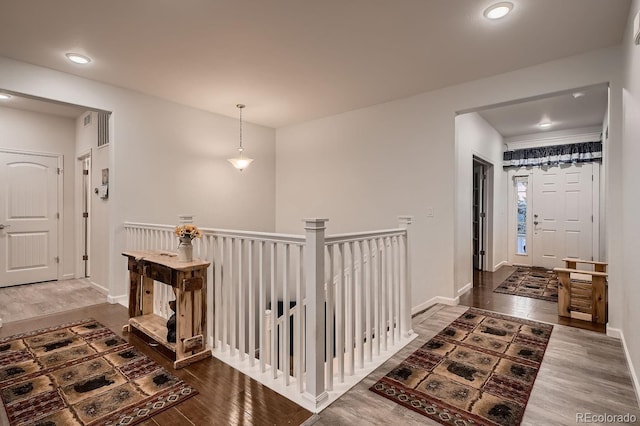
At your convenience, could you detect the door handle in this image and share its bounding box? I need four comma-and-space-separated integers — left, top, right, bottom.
0, 224, 9, 230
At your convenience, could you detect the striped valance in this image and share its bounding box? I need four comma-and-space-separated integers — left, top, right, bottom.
503, 141, 602, 169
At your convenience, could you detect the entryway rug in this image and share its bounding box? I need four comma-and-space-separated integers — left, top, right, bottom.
493, 267, 558, 302
0, 319, 197, 425
370, 308, 553, 426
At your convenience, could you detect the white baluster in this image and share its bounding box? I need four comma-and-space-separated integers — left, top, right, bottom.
296, 245, 304, 393
239, 239, 245, 361
270, 242, 277, 379
356, 240, 364, 369
365, 239, 372, 362
283, 243, 290, 385
325, 244, 334, 391
248, 240, 255, 366
337, 243, 344, 383
259, 241, 266, 372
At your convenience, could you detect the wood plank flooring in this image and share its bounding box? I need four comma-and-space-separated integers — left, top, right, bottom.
307, 303, 640, 425
0, 304, 312, 426
2, 269, 638, 425
460, 266, 606, 333
0, 279, 107, 324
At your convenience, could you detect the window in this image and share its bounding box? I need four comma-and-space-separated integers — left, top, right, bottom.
515, 177, 528, 255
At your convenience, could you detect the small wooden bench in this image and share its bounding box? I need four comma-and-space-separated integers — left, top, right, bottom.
554, 258, 608, 324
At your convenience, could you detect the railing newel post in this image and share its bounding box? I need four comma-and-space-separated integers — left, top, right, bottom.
303, 218, 329, 408
398, 216, 414, 337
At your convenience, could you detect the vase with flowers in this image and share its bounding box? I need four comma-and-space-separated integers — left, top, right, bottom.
174, 224, 203, 262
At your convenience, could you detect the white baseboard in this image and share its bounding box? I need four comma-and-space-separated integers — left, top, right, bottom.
492, 261, 509, 272
607, 327, 640, 407
62, 273, 76, 280
89, 280, 109, 295
107, 294, 128, 307
412, 295, 459, 315
606, 326, 621, 339
457, 282, 472, 297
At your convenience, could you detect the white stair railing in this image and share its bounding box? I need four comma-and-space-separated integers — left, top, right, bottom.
123, 216, 413, 412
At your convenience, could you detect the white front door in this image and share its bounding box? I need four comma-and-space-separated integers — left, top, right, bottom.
531, 164, 593, 269
0, 151, 59, 287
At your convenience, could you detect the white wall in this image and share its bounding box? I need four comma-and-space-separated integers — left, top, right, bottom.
0, 106, 77, 280
0, 56, 277, 302
620, 0, 640, 400
454, 113, 507, 294
276, 47, 623, 313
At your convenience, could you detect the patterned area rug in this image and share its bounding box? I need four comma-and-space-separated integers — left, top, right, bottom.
493, 267, 558, 302
0, 319, 197, 425
370, 308, 553, 426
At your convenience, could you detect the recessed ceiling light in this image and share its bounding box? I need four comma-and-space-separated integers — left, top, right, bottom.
572, 92, 585, 98
0, 93, 11, 100
539, 121, 553, 129
484, 2, 514, 20
65, 53, 91, 65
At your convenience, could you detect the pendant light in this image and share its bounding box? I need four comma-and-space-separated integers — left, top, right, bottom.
228, 104, 254, 171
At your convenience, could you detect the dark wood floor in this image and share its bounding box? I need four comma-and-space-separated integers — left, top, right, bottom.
0, 304, 313, 426
459, 266, 606, 333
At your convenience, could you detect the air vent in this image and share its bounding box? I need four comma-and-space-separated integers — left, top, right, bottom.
97, 112, 110, 147
83, 113, 91, 126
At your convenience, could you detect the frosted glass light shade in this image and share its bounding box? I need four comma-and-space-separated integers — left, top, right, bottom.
228, 157, 254, 171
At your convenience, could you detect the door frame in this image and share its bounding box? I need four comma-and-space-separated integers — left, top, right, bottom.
0, 147, 63, 281
471, 154, 494, 272
507, 164, 601, 267
76, 149, 92, 278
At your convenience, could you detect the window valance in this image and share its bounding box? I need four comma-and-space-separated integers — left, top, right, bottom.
502, 141, 602, 169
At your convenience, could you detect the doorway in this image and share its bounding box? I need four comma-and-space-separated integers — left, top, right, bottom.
472, 157, 489, 271
508, 163, 597, 268
78, 153, 91, 278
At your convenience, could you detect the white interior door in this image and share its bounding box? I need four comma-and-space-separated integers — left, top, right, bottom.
0, 151, 59, 287
531, 164, 593, 269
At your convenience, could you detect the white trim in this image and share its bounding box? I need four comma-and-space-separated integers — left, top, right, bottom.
411, 295, 459, 315
607, 327, 640, 407
493, 260, 509, 272
457, 282, 472, 297
505, 126, 601, 149
108, 294, 128, 307
606, 326, 621, 339
89, 280, 109, 295
62, 273, 75, 280
75, 149, 92, 279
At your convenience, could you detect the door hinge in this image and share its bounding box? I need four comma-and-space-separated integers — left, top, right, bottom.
54, 256, 60, 264
591, 215, 594, 222
82, 255, 89, 261
55, 212, 60, 219
83, 169, 89, 175
480, 250, 486, 256
480, 212, 486, 218
57, 168, 62, 175
83, 212, 89, 218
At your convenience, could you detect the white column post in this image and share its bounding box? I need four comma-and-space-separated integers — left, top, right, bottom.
398, 215, 414, 337
303, 218, 329, 408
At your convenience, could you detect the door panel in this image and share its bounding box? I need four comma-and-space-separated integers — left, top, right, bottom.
0, 152, 59, 287
532, 164, 593, 268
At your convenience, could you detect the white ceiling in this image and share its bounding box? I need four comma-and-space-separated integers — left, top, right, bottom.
477, 84, 609, 138
0, 0, 630, 128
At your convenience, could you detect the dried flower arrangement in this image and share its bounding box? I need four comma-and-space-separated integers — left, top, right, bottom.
174, 224, 203, 241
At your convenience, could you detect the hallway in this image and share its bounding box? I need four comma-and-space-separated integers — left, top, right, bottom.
459, 266, 605, 333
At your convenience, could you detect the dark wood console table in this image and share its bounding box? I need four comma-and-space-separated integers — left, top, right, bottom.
122, 250, 211, 368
